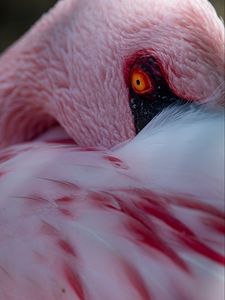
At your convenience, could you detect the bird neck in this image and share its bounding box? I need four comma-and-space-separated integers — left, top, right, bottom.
0, 2, 67, 148
0, 47, 56, 148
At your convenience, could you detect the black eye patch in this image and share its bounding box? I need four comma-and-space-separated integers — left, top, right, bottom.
129, 56, 187, 133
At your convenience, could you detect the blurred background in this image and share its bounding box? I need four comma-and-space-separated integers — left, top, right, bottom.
0, 0, 224, 53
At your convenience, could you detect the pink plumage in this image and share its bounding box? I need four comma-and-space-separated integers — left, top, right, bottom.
0, 0, 224, 299
0, 0, 224, 147
0, 106, 224, 299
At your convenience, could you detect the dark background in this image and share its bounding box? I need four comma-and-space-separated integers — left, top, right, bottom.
0, 0, 224, 53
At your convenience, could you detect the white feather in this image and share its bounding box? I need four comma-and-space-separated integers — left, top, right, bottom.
117, 104, 224, 201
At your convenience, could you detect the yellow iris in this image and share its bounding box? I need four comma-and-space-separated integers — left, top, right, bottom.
131, 69, 152, 94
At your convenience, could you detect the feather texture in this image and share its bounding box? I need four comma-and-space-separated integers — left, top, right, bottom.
0, 106, 224, 300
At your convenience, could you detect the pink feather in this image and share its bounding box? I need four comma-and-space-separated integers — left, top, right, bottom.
0, 106, 224, 299
0, 0, 224, 299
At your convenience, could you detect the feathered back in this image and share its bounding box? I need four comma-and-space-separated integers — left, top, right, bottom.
0, 105, 224, 300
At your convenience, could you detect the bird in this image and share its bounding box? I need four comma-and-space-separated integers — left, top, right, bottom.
0, 104, 224, 300
0, 0, 224, 299
0, 0, 224, 147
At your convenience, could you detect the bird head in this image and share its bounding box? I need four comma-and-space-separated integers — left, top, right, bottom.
0, 0, 224, 147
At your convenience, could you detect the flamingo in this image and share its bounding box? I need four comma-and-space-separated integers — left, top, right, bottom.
0, 0, 224, 299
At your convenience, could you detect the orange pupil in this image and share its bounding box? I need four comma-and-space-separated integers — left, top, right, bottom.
131, 69, 152, 94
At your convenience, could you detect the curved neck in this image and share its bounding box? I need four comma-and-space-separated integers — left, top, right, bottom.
0, 2, 70, 147
0, 47, 55, 147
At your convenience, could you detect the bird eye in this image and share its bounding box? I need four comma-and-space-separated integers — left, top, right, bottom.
130, 68, 153, 94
